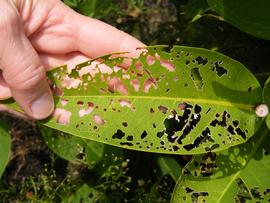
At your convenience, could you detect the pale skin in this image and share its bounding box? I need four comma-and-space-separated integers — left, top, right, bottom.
0, 0, 144, 119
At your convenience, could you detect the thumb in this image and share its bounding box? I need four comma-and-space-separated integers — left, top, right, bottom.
1, 32, 54, 120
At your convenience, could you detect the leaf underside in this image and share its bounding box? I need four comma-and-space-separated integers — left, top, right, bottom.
171, 125, 270, 202
5, 46, 263, 154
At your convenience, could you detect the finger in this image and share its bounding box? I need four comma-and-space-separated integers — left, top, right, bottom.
0, 51, 89, 100
40, 52, 113, 75
40, 52, 90, 70
0, 104, 30, 120
73, 15, 145, 58
1, 33, 54, 119
29, 1, 145, 58
0, 52, 90, 100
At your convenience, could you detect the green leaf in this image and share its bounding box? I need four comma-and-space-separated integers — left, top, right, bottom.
41, 126, 105, 169
185, 0, 210, 22
3, 46, 263, 154
156, 155, 181, 181
62, 184, 102, 203
0, 118, 11, 177
75, 0, 113, 18
207, 0, 270, 40
263, 75, 270, 129
41, 127, 87, 164
85, 140, 105, 169
63, 0, 78, 8
171, 125, 270, 202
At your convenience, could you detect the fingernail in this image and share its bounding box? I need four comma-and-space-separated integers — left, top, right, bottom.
31, 93, 54, 119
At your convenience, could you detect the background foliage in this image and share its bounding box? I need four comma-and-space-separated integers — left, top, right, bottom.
0, 0, 270, 202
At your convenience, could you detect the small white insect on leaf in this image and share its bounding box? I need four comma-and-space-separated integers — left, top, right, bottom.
255, 104, 269, 117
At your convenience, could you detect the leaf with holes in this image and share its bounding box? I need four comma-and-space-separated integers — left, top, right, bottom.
171, 125, 270, 202
207, 0, 270, 40
0, 118, 11, 177
3, 46, 263, 154
41, 127, 105, 168
41, 127, 87, 164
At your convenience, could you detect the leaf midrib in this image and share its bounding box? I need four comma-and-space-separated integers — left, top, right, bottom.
60, 95, 254, 110
216, 128, 269, 203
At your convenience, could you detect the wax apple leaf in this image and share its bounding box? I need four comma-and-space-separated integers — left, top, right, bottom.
171, 125, 270, 202
2, 46, 263, 154
208, 0, 270, 40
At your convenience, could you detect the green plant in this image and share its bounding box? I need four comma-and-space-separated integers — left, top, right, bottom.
62, 0, 115, 19
0, 119, 11, 177
1, 0, 270, 202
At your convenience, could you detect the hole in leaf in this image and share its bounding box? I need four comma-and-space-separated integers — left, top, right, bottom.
53, 108, 72, 125
130, 79, 140, 92
143, 78, 157, 93
141, 131, 148, 139
119, 99, 133, 109
120, 142, 133, 146
195, 56, 208, 65
134, 61, 143, 72
126, 135, 134, 141
93, 114, 105, 125
146, 55, 156, 65
61, 76, 82, 89
108, 77, 128, 95
160, 60, 175, 72
112, 129, 125, 139
60, 99, 68, 106
213, 61, 227, 77
122, 122, 128, 127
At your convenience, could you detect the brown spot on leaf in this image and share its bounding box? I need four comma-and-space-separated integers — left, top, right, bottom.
158, 105, 168, 114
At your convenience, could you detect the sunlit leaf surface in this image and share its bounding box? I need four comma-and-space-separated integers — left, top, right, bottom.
3, 46, 263, 154
171, 125, 270, 202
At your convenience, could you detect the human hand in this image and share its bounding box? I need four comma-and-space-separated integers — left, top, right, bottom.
0, 0, 144, 119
